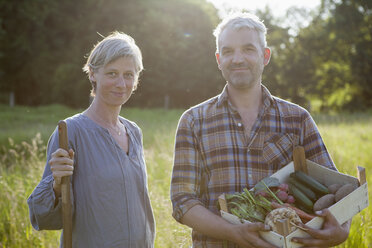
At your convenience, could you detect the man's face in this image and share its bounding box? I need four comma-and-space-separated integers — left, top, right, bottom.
216, 28, 270, 90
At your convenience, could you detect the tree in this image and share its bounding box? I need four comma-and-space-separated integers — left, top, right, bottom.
0, 0, 222, 108
297, 0, 372, 110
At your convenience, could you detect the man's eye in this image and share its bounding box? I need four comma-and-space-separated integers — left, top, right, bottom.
222, 50, 232, 55
244, 47, 255, 52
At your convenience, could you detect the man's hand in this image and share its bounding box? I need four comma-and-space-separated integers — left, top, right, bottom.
181, 205, 278, 248
229, 222, 277, 248
291, 208, 350, 247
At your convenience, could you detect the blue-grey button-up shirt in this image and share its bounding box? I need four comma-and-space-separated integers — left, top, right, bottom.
28, 113, 155, 248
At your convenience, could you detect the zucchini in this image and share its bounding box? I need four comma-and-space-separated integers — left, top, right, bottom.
291, 171, 329, 195
288, 177, 317, 202
296, 202, 314, 214
289, 183, 314, 211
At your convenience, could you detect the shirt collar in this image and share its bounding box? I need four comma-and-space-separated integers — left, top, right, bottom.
216, 84, 229, 108
261, 84, 275, 109
216, 83, 275, 109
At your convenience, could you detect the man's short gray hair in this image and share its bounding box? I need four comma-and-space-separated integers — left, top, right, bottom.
213, 13, 267, 53
83, 31, 143, 95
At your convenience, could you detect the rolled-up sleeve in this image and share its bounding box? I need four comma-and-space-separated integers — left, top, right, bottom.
170, 111, 204, 222
27, 127, 74, 230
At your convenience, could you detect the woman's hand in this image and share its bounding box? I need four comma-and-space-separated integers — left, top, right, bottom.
49, 148, 74, 198
292, 208, 350, 247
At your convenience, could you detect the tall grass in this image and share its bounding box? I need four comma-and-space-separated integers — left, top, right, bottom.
0, 104, 371, 247
0, 104, 80, 150
313, 112, 372, 248
0, 105, 191, 248
0, 134, 61, 247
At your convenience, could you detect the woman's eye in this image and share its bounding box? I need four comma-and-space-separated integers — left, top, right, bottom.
107, 72, 117, 77
124, 73, 134, 79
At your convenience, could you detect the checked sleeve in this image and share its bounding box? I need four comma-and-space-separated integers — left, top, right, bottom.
170, 111, 205, 223
300, 111, 336, 171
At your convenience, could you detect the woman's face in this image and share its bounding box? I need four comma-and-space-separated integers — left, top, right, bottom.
90, 56, 137, 107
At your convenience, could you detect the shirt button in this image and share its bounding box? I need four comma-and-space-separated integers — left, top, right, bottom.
248, 174, 253, 179
237, 123, 242, 127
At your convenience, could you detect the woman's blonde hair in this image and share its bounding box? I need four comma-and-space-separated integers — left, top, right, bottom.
83, 31, 143, 96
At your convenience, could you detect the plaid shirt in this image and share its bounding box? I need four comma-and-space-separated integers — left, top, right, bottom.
170, 84, 336, 248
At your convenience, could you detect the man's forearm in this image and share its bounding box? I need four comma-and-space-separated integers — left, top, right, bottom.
181, 204, 236, 241
180, 204, 275, 248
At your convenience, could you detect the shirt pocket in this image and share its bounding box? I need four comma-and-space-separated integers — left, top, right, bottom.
262, 132, 294, 171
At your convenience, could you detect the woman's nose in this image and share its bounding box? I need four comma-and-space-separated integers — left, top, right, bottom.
117, 75, 133, 88
117, 75, 127, 87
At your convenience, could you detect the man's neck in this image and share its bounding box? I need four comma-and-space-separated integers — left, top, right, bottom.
227, 82, 262, 112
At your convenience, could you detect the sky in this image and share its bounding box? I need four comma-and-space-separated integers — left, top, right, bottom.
207, 0, 321, 18
207, 0, 322, 32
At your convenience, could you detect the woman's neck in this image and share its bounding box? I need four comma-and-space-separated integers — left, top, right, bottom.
84, 100, 121, 127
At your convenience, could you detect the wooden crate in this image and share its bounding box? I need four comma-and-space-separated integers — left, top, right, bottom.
219, 160, 369, 248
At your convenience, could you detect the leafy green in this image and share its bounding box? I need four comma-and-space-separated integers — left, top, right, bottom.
226, 188, 273, 223
254, 177, 280, 193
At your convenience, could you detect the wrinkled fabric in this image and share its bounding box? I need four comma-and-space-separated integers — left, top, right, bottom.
27, 114, 155, 248
171, 84, 336, 247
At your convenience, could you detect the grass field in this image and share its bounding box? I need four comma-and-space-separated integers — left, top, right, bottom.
0, 104, 371, 247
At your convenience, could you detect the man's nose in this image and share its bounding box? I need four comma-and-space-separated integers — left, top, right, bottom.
232, 51, 244, 63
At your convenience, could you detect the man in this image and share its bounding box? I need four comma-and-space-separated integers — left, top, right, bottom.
170, 13, 351, 247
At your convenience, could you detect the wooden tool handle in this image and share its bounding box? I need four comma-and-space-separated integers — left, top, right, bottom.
58, 120, 72, 248
293, 146, 308, 174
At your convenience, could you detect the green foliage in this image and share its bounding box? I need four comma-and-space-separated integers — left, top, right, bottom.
0, 104, 79, 149
0, 0, 222, 108
254, 176, 280, 192
0, 134, 45, 168
0, 137, 61, 247
0, 105, 372, 247
291, 0, 372, 111
1, 0, 371, 110
0, 105, 190, 248
253, 1, 372, 111
314, 110, 372, 248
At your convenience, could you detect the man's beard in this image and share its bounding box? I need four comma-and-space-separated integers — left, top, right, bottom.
228, 64, 264, 90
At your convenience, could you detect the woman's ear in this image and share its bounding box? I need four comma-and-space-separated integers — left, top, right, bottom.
263, 47, 271, 66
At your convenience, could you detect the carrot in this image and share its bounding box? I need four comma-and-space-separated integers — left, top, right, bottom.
270, 201, 316, 222
283, 203, 316, 222
271, 201, 284, 209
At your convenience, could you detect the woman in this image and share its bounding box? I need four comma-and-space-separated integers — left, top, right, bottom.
27, 32, 155, 247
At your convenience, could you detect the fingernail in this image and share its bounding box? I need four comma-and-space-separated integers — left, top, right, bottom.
315, 210, 322, 215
